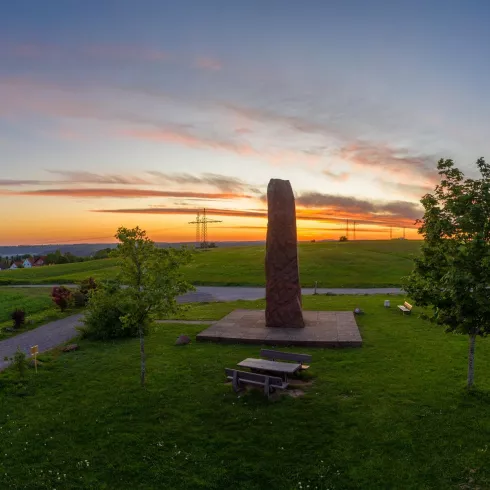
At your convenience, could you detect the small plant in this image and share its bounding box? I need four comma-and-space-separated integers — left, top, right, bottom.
51, 286, 72, 312
4, 348, 29, 379
11, 309, 25, 329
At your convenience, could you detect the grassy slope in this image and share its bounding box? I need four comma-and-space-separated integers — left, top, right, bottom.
0, 287, 80, 339
0, 259, 119, 285
1, 295, 490, 489
0, 240, 421, 287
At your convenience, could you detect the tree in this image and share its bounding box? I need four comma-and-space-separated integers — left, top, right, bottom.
339, 236, 348, 242
404, 157, 490, 389
113, 226, 193, 386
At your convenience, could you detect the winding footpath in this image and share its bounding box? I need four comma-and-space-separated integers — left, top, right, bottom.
0, 314, 84, 371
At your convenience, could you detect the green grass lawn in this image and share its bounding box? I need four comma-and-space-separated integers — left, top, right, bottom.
0, 240, 421, 287
2, 295, 490, 489
0, 287, 81, 339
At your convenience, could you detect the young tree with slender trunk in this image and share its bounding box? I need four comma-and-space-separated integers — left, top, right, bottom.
404, 157, 490, 389
114, 227, 193, 386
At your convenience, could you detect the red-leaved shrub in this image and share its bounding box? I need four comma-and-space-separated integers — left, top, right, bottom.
51, 286, 72, 312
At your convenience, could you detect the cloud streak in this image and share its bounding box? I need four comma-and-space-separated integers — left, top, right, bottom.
6, 188, 251, 200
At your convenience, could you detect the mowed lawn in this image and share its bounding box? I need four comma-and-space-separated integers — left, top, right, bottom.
0, 240, 421, 287
2, 295, 490, 489
0, 287, 79, 338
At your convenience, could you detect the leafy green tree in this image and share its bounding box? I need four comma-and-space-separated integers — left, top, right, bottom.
404, 157, 490, 389
113, 226, 193, 386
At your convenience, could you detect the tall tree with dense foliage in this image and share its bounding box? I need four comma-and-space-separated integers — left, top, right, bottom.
113, 226, 193, 386
404, 157, 490, 389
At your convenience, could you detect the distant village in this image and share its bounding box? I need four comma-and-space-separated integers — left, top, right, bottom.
0, 248, 113, 271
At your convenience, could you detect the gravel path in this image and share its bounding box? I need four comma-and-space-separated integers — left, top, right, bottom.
0, 314, 83, 372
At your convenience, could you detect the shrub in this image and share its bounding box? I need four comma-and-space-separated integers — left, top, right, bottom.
11, 309, 25, 329
76, 277, 98, 306
79, 277, 97, 296
79, 282, 149, 340
51, 286, 72, 312
73, 292, 86, 307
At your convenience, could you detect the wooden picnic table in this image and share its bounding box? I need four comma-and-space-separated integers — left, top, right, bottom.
237, 358, 301, 381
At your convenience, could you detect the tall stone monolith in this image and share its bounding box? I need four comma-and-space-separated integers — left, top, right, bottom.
265, 179, 305, 328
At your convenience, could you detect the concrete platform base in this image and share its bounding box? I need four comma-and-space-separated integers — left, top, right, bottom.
196, 309, 362, 348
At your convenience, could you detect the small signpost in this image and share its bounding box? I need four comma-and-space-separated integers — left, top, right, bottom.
30, 345, 39, 373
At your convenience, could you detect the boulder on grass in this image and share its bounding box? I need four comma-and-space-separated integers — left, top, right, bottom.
175, 335, 191, 346
62, 344, 80, 352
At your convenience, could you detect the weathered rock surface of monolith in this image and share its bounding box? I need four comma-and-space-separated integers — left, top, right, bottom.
265, 179, 304, 328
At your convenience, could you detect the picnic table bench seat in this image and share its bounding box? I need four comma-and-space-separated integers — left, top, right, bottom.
225, 368, 288, 399
260, 349, 312, 370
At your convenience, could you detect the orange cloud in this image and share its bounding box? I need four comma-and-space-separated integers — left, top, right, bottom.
195, 57, 222, 71
92, 203, 420, 228
7, 188, 251, 199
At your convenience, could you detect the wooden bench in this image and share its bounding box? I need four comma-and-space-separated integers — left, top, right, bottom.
225, 368, 288, 399
397, 301, 413, 314
260, 349, 312, 370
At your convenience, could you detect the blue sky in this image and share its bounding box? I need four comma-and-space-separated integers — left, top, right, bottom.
1, 0, 490, 244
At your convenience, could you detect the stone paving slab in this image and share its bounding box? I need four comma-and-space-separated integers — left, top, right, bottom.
196, 309, 362, 348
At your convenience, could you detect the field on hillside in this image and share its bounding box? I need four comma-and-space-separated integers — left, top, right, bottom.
0, 287, 79, 338
0, 259, 119, 285
0, 240, 421, 287
2, 295, 490, 489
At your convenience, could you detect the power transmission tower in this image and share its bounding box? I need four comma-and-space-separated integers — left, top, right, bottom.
353, 221, 356, 241
189, 208, 222, 248
390, 226, 393, 239
201, 208, 222, 248
188, 211, 202, 248
346, 219, 349, 239
403, 227, 406, 239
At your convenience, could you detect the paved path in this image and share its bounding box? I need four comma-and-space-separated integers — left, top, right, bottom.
0, 314, 83, 371
6, 284, 403, 302
177, 286, 403, 303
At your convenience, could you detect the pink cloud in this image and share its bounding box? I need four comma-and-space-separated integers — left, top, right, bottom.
195, 57, 222, 71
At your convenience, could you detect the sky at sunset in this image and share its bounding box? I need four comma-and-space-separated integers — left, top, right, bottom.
2, 0, 490, 245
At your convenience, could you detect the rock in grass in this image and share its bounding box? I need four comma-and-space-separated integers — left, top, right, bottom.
175, 335, 191, 346
62, 344, 80, 352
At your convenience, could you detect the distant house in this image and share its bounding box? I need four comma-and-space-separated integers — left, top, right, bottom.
23, 257, 36, 268
10, 261, 23, 270
0, 263, 9, 271
33, 256, 47, 267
